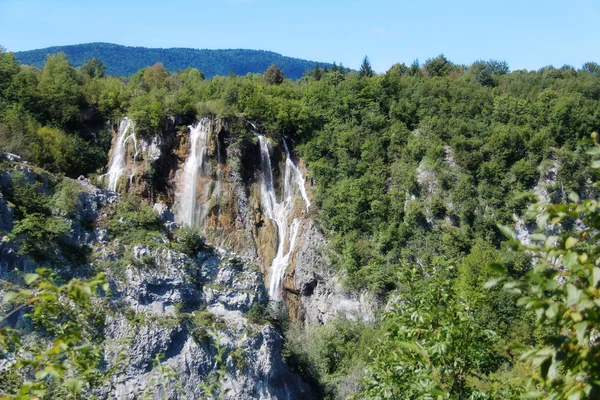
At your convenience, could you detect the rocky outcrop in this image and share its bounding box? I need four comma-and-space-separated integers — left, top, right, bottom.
0, 163, 313, 400
286, 219, 376, 325
101, 245, 311, 400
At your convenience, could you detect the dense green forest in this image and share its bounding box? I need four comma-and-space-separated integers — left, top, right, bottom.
1, 46, 600, 399
13, 42, 335, 79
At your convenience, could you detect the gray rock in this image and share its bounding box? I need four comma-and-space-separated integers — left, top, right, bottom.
0, 152, 21, 162
294, 219, 376, 325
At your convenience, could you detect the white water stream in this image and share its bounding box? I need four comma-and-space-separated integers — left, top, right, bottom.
257, 134, 310, 301
106, 117, 137, 192
173, 118, 211, 226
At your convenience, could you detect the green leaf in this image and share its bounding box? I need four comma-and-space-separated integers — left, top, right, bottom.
592, 160, 600, 169
488, 263, 507, 274
35, 370, 48, 380
568, 192, 580, 203
497, 224, 516, 240
575, 321, 588, 343
530, 233, 547, 242
593, 267, 600, 287
564, 252, 579, 269
484, 277, 505, 289
523, 391, 543, 398
545, 304, 558, 318
567, 284, 581, 306
3, 291, 18, 303
24, 273, 39, 285
565, 237, 579, 249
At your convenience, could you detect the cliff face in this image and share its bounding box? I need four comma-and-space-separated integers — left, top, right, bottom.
0, 162, 312, 399
101, 116, 370, 324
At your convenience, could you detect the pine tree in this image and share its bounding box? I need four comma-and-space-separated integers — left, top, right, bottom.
332, 62, 338, 72
359, 56, 374, 78
339, 62, 346, 74
313, 63, 323, 81
264, 64, 285, 85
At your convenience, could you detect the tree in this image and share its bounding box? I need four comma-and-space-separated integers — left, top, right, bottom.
581, 62, 599, 74
1, 269, 108, 398
488, 142, 600, 399
359, 55, 374, 78
424, 54, 454, 77
37, 52, 82, 125
362, 266, 502, 398
142, 62, 170, 89
80, 57, 106, 79
0, 47, 20, 101
312, 63, 323, 80
264, 64, 285, 85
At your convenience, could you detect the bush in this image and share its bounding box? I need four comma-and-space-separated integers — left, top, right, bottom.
284, 317, 377, 398
173, 226, 207, 256
107, 197, 163, 245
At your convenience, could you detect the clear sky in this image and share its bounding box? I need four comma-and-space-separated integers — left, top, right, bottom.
1, 0, 598, 72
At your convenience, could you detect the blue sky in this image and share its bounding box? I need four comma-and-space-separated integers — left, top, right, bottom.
1, 0, 598, 72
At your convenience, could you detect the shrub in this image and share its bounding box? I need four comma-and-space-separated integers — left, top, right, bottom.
107, 197, 163, 245
173, 226, 207, 256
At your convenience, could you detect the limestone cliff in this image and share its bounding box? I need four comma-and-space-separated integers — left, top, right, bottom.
0, 162, 312, 399
99, 116, 370, 324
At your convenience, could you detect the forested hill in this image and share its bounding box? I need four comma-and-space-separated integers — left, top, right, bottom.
13, 42, 333, 79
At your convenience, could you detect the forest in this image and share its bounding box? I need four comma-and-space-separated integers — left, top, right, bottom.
1, 46, 600, 399
13, 43, 335, 80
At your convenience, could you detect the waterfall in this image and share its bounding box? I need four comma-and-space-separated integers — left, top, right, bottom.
257, 134, 310, 301
282, 138, 311, 211
106, 117, 136, 192
174, 119, 211, 226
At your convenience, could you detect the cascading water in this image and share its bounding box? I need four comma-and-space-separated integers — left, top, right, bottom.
106, 117, 136, 192
257, 134, 310, 301
174, 119, 211, 226
282, 139, 311, 211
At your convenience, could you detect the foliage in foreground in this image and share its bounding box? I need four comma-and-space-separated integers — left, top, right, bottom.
362, 266, 504, 399
489, 190, 600, 398
0, 270, 108, 399
360, 147, 600, 399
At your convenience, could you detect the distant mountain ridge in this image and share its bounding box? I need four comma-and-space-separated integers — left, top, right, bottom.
13, 42, 333, 79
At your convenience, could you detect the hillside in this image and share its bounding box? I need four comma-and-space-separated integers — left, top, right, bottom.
13, 42, 334, 79
1, 46, 600, 399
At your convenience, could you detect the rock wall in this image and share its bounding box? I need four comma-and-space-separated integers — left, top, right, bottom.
0, 164, 313, 400
101, 116, 372, 325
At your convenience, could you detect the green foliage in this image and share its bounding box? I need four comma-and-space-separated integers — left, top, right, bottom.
362, 266, 504, 399
284, 317, 377, 398
424, 54, 455, 77
51, 179, 81, 218
0, 269, 108, 399
173, 226, 207, 256
79, 57, 106, 79
30, 126, 78, 173
489, 187, 600, 399
14, 43, 333, 80
107, 197, 163, 245
13, 213, 70, 261
7, 173, 74, 261
359, 56, 374, 78
264, 64, 286, 85
37, 53, 82, 126
246, 302, 267, 324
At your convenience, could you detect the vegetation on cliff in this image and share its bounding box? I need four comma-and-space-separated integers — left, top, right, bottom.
1, 44, 600, 398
